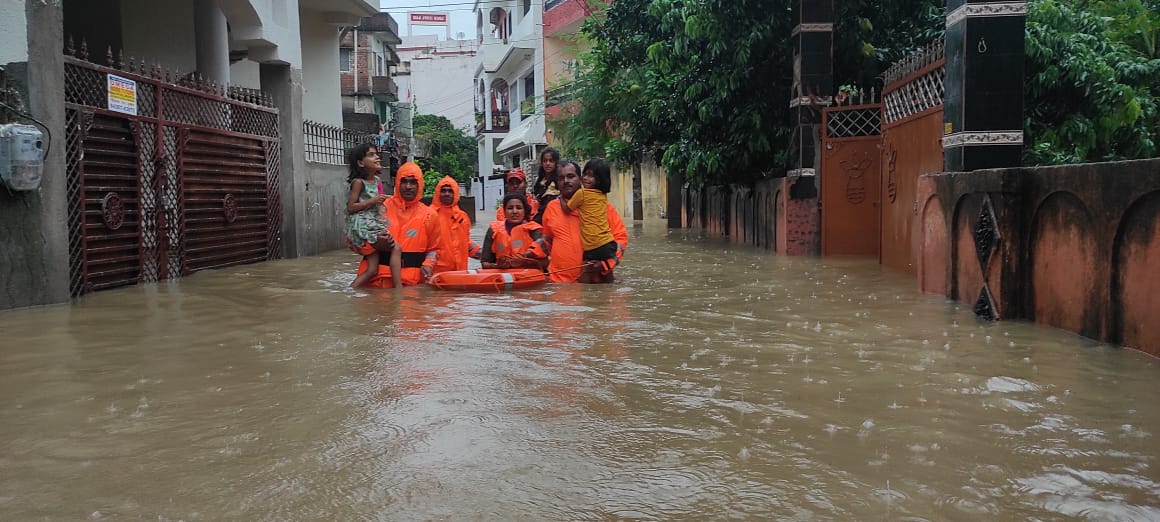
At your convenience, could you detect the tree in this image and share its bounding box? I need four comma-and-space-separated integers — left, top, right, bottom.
559, 0, 1158, 187
559, 0, 943, 187
1024, 0, 1159, 165
412, 113, 478, 185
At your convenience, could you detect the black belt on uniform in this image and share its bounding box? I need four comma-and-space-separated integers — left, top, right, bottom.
401, 252, 426, 268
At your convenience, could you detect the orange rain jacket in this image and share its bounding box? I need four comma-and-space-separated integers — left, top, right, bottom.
356, 162, 443, 286
539, 198, 628, 283
429, 176, 479, 273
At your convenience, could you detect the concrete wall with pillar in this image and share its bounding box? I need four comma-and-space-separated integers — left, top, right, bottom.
299, 17, 344, 126
0, 0, 69, 309
120, 0, 197, 73
194, 0, 230, 83
781, 0, 833, 255
942, 0, 1026, 170
261, 63, 308, 259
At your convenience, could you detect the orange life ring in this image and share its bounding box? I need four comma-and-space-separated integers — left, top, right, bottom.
428, 268, 547, 292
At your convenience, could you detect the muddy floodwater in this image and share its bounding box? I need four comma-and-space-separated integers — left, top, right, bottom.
1, 221, 1157, 520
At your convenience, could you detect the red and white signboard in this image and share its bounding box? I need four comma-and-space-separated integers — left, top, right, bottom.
409, 12, 449, 26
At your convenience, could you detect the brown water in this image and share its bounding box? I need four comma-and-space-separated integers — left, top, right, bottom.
2, 221, 1158, 521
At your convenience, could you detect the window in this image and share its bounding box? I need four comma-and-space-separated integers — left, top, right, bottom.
376, 55, 384, 76
523, 0, 531, 16
523, 76, 535, 105
339, 48, 351, 72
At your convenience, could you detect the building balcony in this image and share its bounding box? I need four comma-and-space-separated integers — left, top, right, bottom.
357, 13, 401, 44
480, 37, 536, 78
372, 76, 398, 98
491, 110, 510, 132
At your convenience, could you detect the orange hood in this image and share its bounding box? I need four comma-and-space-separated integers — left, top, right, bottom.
391, 161, 426, 210
430, 176, 460, 211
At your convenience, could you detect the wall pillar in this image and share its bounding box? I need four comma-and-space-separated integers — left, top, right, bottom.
666, 169, 684, 228
942, 0, 1026, 171
0, 1, 68, 310
783, 0, 832, 255
193, 0, 230, 83
261, 62, 306, 258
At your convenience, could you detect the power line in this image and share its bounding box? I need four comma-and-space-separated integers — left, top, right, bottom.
379, 0, 551, 11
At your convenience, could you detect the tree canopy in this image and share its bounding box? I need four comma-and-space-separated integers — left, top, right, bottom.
555, 0, 1159, 186
1024, 0, 1159, 164
412, 113, 477, 189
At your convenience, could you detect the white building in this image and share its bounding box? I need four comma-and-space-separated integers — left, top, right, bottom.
395, 34, 480, 134
471, 0, 547, 190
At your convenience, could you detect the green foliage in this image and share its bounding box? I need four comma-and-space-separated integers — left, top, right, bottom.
421, 167, 443, 198
832, 0, 943, 89
1024, 0, 1160, 165
557, 0, 1158, 185
412, 113, 478, 184
560, 0, 943, 186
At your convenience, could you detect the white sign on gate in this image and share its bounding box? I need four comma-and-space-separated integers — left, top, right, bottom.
107, 74, 138, 116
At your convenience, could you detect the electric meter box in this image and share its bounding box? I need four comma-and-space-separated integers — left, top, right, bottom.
0, 123, 46, 191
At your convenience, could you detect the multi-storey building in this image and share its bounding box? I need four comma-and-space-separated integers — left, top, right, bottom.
395, 34, 479, 134
542, 0, 593, 148
339, 13, 402, 133
472, 0, 546, 182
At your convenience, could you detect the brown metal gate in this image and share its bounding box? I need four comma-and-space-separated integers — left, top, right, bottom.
880, 37, 945, 273
820, 103, 883, 257
63, 50, 280, 296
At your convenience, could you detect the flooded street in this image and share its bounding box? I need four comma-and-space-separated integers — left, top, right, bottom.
2, 221, 1158, 520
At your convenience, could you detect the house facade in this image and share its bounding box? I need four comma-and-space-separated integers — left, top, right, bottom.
0, 0, 379, 310
339, 12, 402, 133
542, 0, 590, 147
472, 0, 546, 184
396, 34, 480, 134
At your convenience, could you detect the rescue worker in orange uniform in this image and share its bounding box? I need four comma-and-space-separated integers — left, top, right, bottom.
540, 160, 628, 283
355, 162, 444, 287
430, 176, 480, 273
495, 168, 538, 222
481, 193, 549, 270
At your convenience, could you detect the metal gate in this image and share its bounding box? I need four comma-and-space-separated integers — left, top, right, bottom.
879, 36, 945, 273
820, 102, 883, 257
63, 49, 280, 296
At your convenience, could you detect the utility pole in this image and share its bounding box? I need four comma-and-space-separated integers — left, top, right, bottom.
408, 96, 415, 162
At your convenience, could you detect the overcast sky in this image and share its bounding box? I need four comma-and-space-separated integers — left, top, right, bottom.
377, 0, 478, 41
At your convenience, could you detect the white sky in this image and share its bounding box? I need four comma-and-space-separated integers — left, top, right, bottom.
377, 0, 478, 41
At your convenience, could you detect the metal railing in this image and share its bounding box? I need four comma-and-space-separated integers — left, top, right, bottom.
303, 120, 376, 165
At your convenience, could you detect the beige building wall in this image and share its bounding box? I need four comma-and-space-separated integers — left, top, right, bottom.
606, 159, 667, 222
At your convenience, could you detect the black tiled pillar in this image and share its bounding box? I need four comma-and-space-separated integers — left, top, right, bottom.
943, 0, 1026, 171
787, 0, 833, 193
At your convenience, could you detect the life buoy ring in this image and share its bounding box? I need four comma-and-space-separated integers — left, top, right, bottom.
428, 268, 547, 292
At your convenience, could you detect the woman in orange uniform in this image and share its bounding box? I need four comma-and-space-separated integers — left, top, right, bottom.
480, 193, 549, 270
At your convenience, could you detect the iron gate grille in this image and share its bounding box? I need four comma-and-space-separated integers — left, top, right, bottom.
63, 48, 280, 296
